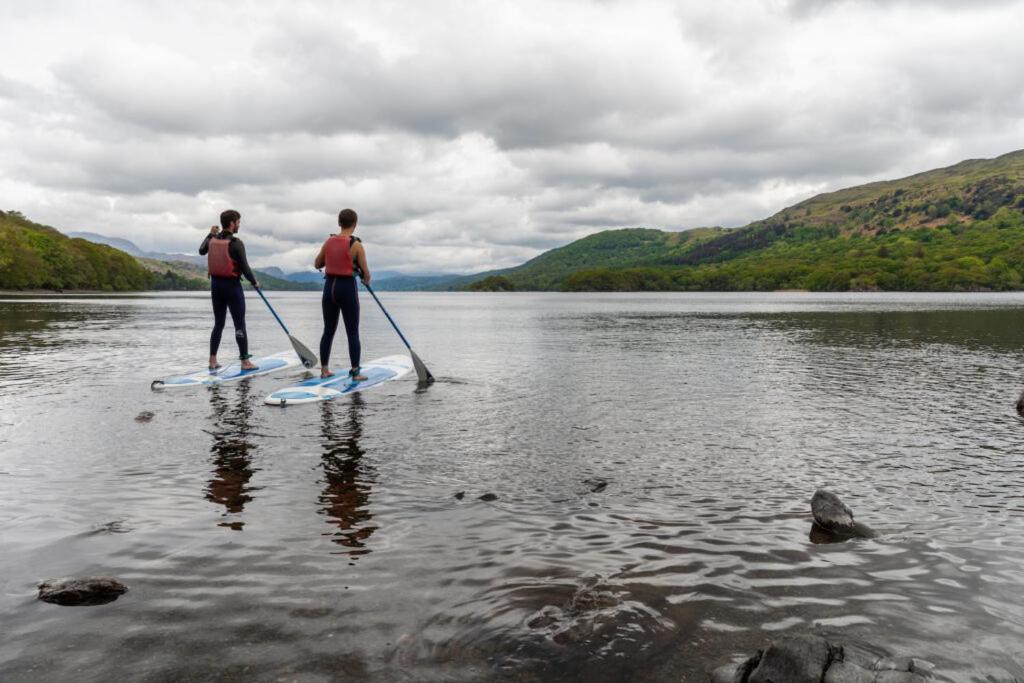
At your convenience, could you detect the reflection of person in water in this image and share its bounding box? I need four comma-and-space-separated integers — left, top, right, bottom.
206, 383, 259, 530
319, 396, 377, 558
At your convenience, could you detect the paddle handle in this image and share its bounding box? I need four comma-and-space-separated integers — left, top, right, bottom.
255, 288, 291, 335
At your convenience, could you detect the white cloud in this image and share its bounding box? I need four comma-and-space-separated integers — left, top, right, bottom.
0, 0, 1022, 274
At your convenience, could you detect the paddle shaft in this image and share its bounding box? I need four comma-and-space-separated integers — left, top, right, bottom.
254, 287, 318, 368
255, 288, 291, 335
361, 281, 434, 383
363, 283, 412, 349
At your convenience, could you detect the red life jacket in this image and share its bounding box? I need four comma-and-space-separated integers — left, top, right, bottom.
207, 238, 239, 278
324, 235, 356, 277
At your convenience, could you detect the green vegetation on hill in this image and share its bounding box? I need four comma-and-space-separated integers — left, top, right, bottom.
458, 149, 1024, 292
0, 210, 152, 291
0, 210, 322, 292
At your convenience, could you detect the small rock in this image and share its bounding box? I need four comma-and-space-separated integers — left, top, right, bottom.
584, 478, 608, 493
37, 576, 128, 606
811, 489, 854, 531
453, 491, 465, 500
478, 493, 498, 502
1016, 389, 1024, 415
811, 489, 877, 541
134, 411, 155, 423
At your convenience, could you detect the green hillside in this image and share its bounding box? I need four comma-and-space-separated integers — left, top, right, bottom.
0, 210, 152, 291
0, 210, 321, 292
460, 149, 1024, 292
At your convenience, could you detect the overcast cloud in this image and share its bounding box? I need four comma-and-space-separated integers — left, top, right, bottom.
1, 0, 1022, 273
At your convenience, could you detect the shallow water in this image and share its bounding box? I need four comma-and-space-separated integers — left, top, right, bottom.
2, 291, 1024, 681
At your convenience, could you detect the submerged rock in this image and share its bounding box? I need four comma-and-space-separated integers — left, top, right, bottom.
478, 493, 498, 502
134, 411, 155, 423
711, 635, 928, 683
37, 576, 128, 606
811, 489, 877, 542
1016, 389, 1024, 415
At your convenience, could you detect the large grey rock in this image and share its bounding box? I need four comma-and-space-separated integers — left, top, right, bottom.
811, 489, 877, 541
825, 660, 877, 683
748, 634, 832, 683
37, 576, 128, 606
711, 654, 760, 683
711, 635, 929, 682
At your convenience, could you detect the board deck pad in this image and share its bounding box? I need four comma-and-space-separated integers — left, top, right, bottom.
152, 350, 302, 389
264, 354, 412, 405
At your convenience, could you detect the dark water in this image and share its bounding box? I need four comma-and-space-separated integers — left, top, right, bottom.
2, 292, 1024, 681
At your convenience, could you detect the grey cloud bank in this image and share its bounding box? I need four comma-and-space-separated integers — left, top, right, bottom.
1, 0, 1022, 273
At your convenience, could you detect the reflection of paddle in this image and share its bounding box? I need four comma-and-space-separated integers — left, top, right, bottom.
362, 282, 434, 384
254, 288, 318, 369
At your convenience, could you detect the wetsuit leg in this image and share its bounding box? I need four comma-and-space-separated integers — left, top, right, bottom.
320, 276, 342, 367
337, 276, 361, 368
210, 279, 229, 356
223, 279, 248, 359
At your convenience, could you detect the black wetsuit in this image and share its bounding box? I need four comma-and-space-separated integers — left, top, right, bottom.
199, 233, 257, 360
320, 274, 361, 370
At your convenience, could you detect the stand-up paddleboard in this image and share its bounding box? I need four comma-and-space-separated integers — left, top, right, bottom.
264, 354, 412, 405
151, 350, 302, 390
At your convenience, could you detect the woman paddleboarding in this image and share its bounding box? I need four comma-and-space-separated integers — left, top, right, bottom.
314, 208, 371, 381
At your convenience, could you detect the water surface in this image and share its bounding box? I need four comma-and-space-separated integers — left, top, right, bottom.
2, 292, 1024, 681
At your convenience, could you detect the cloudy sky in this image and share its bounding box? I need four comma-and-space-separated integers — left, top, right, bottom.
1, 0, 1022, 274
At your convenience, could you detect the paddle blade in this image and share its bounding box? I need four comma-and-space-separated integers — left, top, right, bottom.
290, 335, 319, 369
410, 349, 434, 384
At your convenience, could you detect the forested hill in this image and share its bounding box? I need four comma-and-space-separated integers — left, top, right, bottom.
0, 210, 152, 291
463, 149, 1024, 292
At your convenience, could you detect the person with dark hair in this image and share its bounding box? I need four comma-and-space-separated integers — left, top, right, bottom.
199, 210, 260, 371
314, 208, 371, 380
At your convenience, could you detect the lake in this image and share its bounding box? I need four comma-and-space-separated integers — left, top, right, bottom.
2, 291, 1024, 681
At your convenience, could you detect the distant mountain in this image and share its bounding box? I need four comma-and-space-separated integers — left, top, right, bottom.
67, 231, 208, 267
372, 273, 465, 291
259, 266, 286, 279
455, 149, 1024, 292
284, 271, 325, 283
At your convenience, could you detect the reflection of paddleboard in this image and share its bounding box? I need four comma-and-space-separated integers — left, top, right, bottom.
264, 354, 412, 405
151, 350, 302, 390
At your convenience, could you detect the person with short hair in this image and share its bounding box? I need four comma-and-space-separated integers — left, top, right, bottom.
314, 208, 371, 380
199, 209, 260, 371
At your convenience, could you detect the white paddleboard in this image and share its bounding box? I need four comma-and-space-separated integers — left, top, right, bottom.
264, 354, 412, 405
151, 350, 303, 389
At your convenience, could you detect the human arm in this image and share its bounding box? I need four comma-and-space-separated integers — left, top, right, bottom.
198, 226, 218, 255
314, 241, 327, 270
229, 238, 259, 288
354, 241, 371, 285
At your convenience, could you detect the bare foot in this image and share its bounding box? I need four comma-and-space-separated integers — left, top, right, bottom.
208, 356, 219, 371
321, 367, 333, 379
350, 368, 368, 381
241, 360, 257, 371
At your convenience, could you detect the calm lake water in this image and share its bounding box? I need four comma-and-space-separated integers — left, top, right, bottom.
2, 291, 1024, 681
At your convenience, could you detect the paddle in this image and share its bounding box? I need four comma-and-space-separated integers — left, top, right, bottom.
361, 282, 435, 384
254, 288, 318, 369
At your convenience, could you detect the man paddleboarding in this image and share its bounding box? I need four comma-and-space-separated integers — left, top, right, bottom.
314, 208, 371, 380
199, 210, 260, 372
